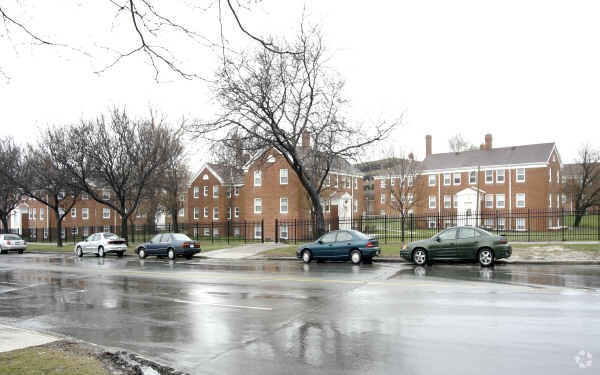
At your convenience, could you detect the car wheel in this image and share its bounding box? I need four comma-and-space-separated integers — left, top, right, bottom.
17, 250, 23, 254
301, 249, 312, 264
167, 248, 175, 260
350, 250, 362, 265
412, 248, 428, 266
0, 249, 5, 255
138, 248, 146, 259
478, 248, 495, 267
76, 246, 83, 257
185, 255, 193, 260
117, 251, 124, 257
98, 246, 105, 257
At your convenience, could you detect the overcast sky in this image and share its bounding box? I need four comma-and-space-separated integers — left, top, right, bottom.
1, 0, 598, 171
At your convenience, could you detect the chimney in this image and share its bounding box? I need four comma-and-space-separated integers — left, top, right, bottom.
301, 131, 310, 147
484, 134, 492, 151
408, 152, 414, 161
425, 135, 432, 157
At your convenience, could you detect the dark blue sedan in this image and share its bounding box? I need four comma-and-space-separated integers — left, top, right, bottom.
135, 233, 201, 260
296, 229, 380, 264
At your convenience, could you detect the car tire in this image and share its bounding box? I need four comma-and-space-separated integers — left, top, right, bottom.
138, 248, 146, 259
412, 248, 428, 266
117, 251, 124, 257
76, 246, 83, 257
17, 250, 23, 254
478, 248, 495, 267
0, 249, 5, 255
301, 249, 312, 264
98, 246, 105, 257
167, 248, 175, 260
185, 255, 193, 260
350, 250, 362, 265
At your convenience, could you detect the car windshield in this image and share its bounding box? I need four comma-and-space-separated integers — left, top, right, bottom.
350, 230, 369, 239
475, 228, 494, 237
3, 234, 21, 240
172, 233, 192, 242
104, 233, 119, 239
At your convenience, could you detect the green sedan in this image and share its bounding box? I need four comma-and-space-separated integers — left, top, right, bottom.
400, 226, 511, 267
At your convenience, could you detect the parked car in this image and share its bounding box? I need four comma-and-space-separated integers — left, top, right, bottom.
74, 232, 127, 257
135, 233, 201, 260
296, 229, 380, 264
0, 234, 27, 254
400, 226, 512, 267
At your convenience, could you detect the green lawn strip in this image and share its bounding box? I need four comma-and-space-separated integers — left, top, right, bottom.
0, 345, 109, 375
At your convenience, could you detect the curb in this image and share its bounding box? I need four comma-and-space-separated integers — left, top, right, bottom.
258, 256, 600, 265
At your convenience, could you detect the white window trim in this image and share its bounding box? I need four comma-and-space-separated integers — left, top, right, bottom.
82, 208, 89, 220
280, 197, 288, 214
234, 207, 240, 218
203, 207, 209, 218
516, 168, 526, 183
495, 194, 505, 209
254, 170, 262, 187
453, 173, 461, 186
203, 186, 209, 197
193, 186, 200, 199
469, 171, 477, 185
280, 169, 288, 185
496, 170, 505, 184
254, 198, 262, 214
485, 170, 494, 184
429, 195, 436, 209
102, 208, 110, 219
428, 175, 436, 187
516, 193, 526, 208
443, 173, 451, 186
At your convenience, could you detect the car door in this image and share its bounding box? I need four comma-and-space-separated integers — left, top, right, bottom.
85, 234, 97, 252
146, 234, 162, 255
429, 228, 458, 259
158, 233, 172, 255
334, 231, 354, 259
456, 227, 479, 259
314, 231, 337, 259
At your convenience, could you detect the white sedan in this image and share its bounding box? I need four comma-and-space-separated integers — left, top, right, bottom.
74, 232, 127, 257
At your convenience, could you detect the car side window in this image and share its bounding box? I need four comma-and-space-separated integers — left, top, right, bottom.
320, 232, 337, 243
89, 234, 97, 241
160, 234, 172, 242
336, 231, 353, 242
458, 228, 476, 239
149, 234, 161, 243
438, 228, 457, 241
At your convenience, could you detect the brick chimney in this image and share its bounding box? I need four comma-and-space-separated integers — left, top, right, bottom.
484, 134, 492, 151
301, 131, 310, 147
425, 135, 432, 157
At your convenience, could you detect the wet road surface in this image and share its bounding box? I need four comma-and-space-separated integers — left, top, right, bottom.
1, 253, 599, 374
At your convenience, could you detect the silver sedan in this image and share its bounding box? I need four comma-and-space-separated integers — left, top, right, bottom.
74, 232, 127, 257
0, 234, 27, 254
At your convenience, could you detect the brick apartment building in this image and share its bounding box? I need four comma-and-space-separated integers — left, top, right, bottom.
372, 134, 563, 231
187, 143, 364, 241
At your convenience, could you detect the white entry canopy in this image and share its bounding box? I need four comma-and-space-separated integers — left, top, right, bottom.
455, 187, 485, 226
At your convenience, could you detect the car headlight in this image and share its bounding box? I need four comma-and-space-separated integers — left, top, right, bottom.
402, 244, 408, 250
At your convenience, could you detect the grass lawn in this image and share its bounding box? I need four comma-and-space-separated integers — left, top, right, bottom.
0, 346, 108, 375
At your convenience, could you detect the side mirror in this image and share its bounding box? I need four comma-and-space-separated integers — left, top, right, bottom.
318, 240, 323, 244
435, 237, 441, 242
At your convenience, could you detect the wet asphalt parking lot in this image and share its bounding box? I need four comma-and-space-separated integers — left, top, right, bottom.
1, 253, 599, 374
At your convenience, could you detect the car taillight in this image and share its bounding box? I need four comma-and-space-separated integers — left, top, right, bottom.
183, 243, 189, 248
194, 242, 200, 248
366, 241, 374, 248
498, 239, 507, 244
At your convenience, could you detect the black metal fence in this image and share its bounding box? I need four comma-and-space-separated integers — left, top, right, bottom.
2, 209, 599, 244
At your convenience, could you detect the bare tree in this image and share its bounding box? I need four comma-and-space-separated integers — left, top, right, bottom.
209, 128, 256, 169
18, 144, 81, 247
46, 109, 183, 241
563, 144, 600, 227
192, 27, 397, 236
157, 151, 189, 233
448, 134, 476, 153
0, 138, 22, 231
380, 153, 424, 243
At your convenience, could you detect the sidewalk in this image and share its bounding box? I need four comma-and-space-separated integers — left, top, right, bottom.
0, 324, 58, 353
198, 242, 286, 259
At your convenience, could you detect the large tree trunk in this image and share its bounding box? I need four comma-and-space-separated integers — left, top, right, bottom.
171, 208, 179, 233
574, 211, 585, 227
0, 216, 9, 233
55, 214, 63, 247
120, 214, 129, 243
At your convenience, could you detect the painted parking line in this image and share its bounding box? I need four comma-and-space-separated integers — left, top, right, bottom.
173, 298, 273, 311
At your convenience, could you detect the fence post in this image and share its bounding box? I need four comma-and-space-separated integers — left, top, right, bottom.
527, 209, 531, 242
275, 219, 279, 243
384, 214, 388, 245
294, 219, 297, 244
210, 220, 214, 244
561, 208, 565, 241
261, 219, 264, 243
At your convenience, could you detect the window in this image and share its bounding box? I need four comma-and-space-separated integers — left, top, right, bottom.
427, 217, 437, 229
497, 217, 506, 230
213, 185, 219, 198
516, 218, 526, 231
320, 232, 337, 243
516, 168, 525, 182
380, 179, 386, 188
213, 227, 220, 236
485, 194, 493, 208
453, 173, 461, 185
193, 208, 199, 220
428, 175, 436, 187
443, 173, 451, 186
556, 194, 560, 208
439, 228, 457, 240
429, 195, 436, 209
254, 170, 262, 186
226, 189, 232, 199
453, 194, 458, 208
102, 190, 110, 200
390, 178, 395, 186
354, 199, 358, 213
58, 191, 66, 199
485, 170, 493, 184
71, 208, 76, 218
254, 198, 262, 214
469, 171, 477, 184
516, 193, 526, 208
280, 169, 288, 185
548, 217, 554, 228
227, 207, 232, 219
83, 227, 89, 237
548, 168, 552, 183
32, 208, 36, 220
496, 169, 505, 183
193, 186, 199, 198
548, 193, 552, 208
346, 176, 351, 189
325, 200, 331, 213
444, 195, 451, 209
82, 192, 89, 200
380, 209, 386, 216
326, 175, 331, 187
280, 197, 288, 214
496, 194, 505, 209
213, 207, 219, 220
203, 227, 210, 236
279, 224, 289, 240
354, 177, 358, 190
234, 207, 240, 218
234, 186, 240, 196
40, 208, 44, 220
102, 208, 110, 219
178, 208, 185, 217
556, 171, 560, 184
254, 223, 262, 239
203, 186, 208, 197
337, 231, 353, 242
562, 193, 567, 205
458, 227, 476, 239
380, 193, 386, 204
334, 175, 339, 188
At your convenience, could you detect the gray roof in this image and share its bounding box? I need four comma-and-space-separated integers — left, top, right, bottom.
422, 143, 556, 171
356, 158, 423, 177
207, 163, 245, 185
